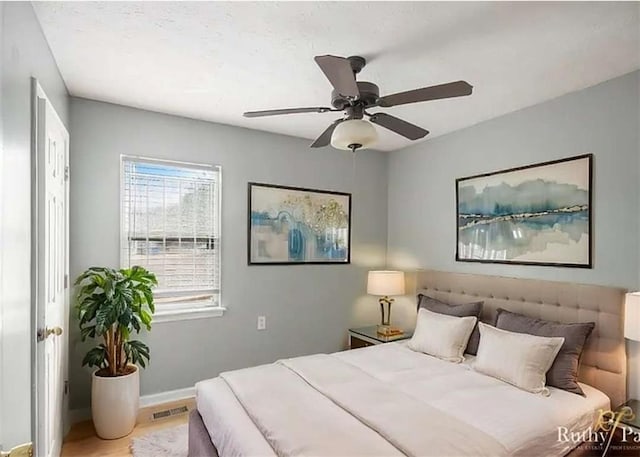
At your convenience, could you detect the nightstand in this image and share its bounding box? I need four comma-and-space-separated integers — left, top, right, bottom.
348, 326, 413, 349
566, 399, 640, 457
617, 399, 640, 434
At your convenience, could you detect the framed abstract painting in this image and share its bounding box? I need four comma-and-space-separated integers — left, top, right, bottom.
456, 154, 592, 268
248, 183, 351, 265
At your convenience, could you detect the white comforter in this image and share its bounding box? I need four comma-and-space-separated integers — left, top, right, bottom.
196, 343, 610, 457
220, 354, 506, 457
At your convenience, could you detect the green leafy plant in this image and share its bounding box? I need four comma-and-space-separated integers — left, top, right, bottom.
75, 266, 157, 377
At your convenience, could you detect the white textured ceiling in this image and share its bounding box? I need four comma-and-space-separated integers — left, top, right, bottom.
34, 2, 640, 151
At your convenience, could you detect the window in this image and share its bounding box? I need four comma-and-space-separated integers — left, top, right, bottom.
121, 156, 222, 319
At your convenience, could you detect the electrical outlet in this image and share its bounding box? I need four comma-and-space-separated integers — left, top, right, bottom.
257, 316, 266, 330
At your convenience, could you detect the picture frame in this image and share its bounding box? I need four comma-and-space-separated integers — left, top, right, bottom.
455, 154, 593, 268
248, 182, 352, 265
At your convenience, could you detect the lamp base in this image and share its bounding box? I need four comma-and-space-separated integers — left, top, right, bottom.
379, 296, 394, 327
376, 325, 404, 337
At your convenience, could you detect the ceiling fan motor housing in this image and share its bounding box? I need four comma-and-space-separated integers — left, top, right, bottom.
331, 81, 380, 109
347, 55, 367, 74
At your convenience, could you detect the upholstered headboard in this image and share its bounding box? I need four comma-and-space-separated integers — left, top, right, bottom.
416, 269, 627, 408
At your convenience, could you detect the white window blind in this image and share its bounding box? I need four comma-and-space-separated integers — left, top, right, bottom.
121, 157, 221, 310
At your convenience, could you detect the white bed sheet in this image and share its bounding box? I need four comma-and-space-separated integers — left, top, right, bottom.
196, 376, 274, 457
196, 343, 610, 457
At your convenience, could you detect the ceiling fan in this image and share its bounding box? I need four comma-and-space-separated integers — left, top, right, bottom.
243, 55, 473, 151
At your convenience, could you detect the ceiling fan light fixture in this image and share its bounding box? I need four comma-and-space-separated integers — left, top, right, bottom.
330, 119, 378, 151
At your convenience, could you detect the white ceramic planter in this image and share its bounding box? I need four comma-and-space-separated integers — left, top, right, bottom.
91, 366, 139, 439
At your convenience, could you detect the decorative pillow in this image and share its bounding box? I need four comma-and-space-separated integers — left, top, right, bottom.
474, 323, 565, 395
408, 308, 477, 363
495, 308, 595, 396
417, 294, 484, 355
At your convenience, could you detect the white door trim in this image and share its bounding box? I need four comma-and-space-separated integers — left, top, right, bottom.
30, 77, 41, 456
31, 78, 70, 457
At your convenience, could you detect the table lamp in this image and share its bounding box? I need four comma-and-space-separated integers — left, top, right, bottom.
624, 292, 640, 415
367, 270, 405, 336
625, 292, 640, 342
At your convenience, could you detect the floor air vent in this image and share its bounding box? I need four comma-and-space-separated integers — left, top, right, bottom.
152, 405, 189, 420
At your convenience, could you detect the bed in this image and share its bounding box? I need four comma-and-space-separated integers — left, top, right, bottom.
188, 269, 627, 457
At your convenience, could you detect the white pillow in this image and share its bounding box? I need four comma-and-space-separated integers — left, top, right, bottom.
408, 308, 477, 363
473, 322, 565, 395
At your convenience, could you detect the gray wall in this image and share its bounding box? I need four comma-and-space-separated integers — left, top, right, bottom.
0, 2, 69, 450
68, 97, 388, 410
387, 71, 640, 399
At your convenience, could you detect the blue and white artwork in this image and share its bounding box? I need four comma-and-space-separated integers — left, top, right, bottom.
249, 183, 351, 264
456, 155, 592, 267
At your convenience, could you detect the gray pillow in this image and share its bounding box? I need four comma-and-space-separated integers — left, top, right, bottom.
417, 294, 483, 355
495, 308, 595, 396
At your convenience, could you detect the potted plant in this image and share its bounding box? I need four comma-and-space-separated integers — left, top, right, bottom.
75, 266, 157, 439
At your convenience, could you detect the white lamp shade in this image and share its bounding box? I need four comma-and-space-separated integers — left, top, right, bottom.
625, 292, 640, 341
367, 270, 405, 296
331, 119, 378, 150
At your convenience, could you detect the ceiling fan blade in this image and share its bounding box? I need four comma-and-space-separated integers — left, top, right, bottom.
310, 119, 344, 148
377, 81, 473, 108
243, 107, 335, 118
314, 55, 360, 99
368, 113, 429, 140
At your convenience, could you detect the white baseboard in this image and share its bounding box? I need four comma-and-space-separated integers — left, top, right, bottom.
140, 386, 195, 408
68, 386, 196, 425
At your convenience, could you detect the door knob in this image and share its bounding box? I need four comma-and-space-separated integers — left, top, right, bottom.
46, 326, 63, 337
38, 326, 63, 341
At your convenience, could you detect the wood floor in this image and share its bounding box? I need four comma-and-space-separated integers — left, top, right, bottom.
61, 398, 195, 457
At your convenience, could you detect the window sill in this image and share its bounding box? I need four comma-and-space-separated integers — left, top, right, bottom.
153, 306, 226, 323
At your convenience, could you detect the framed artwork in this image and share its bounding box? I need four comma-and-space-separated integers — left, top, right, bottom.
248, 183, 351, 265
456, 154, 592, 268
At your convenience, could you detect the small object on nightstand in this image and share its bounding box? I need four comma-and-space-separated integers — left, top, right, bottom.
376, 326, 404, 337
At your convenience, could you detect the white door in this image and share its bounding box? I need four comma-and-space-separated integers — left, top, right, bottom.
34, 81, 69, 457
